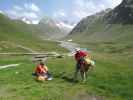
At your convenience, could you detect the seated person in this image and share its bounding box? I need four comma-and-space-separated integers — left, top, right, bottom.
33, 62, 52, 81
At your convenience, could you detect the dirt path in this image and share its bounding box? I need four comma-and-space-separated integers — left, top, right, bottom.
0, 64, 20, 69
16, 44, 37, 53
59, 41, 80, 52
42, 39, 80, 53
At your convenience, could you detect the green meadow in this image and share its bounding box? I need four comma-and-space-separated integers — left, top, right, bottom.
0, 48, 133, 100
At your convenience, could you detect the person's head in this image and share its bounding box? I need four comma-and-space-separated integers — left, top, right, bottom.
75, 48, 80, 52
40, 62, 44, 66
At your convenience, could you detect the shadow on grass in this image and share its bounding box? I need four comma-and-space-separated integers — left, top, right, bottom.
32, 72, 80, 84
62, 76, 75, 83
42, 72, 80, 83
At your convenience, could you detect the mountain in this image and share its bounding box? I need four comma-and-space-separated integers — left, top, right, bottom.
38, 17, 65, 39
0, 13, 67, 53
0, 11, 72, 39
0, 13, 39, 36
68, 0, 133, 44
55, 20, 75, 31
105, 0, 133, 24
38, 17, 73, 39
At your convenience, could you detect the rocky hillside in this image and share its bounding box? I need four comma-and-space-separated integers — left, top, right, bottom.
68, 0, 133, 43
105, 0, 133, 24
38, 17, 67, 39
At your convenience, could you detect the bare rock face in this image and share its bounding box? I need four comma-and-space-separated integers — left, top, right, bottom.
106, 0, 133, 24
68, 0, 133, 42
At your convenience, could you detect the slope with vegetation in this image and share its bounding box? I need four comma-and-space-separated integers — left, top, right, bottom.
68, 0, 133, 44
68, 0, 133, 55
0, 13, 67, 53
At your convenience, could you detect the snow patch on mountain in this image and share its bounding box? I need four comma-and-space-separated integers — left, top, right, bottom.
56, 21, 75, 30
21, 17, 39, 24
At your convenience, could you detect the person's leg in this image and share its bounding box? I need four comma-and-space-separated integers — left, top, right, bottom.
80, 71, 87, 82
80, 58, 87, 81
83, 72, 86, 81
74, 62, 80, 81
32, 72, 37, 76
80, 71, 84, 80
85, 64, 91, 79
75, 58, 84, 81
80, 64, 86, 81
47, 71, 52, 78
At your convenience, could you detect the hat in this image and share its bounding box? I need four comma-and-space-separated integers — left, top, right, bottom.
40, 62, 44, 65
75, 48, 80, 51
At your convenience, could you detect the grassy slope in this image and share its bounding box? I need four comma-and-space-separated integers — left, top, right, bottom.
68, 0, 133, 43
0, 14, 67, 53
67, 17, 133, 54
68, 18, 133, 43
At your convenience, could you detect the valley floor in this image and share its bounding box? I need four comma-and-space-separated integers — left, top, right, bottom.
0, 40, 133, 100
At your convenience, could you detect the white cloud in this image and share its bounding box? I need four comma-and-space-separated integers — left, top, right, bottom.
24, 3, 40, 12
73, 10, 89, 19
31, 3, 40, 12
23, 12, 38, 19
14, 6, 23, 11
108, 0, 122, 8
6, 10, 18, 18
32, 20, 40, 24
72, 0, 122, 20
56, 21, 75, 29
72, 0, 100, 19
5, 3, 41, 24
22, 17, 31, 24
53, 10, 67, 18
53, 10, 75, 30
2, 0, 123, 25
0, 10, 3, 14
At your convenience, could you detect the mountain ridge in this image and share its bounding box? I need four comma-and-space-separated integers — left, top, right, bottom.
68, 0, 133, 43
0, 13, 67, 53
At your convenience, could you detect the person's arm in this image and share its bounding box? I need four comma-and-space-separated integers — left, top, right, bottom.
85, 51, 89, 57
40, 66, 48, 73
35, 65, 41, 75
85, 52, 91, 59
44, 66, 48, 72
40, 67, 45, 73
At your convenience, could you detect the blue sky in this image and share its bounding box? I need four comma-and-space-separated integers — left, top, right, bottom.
0, 0, 122, 24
